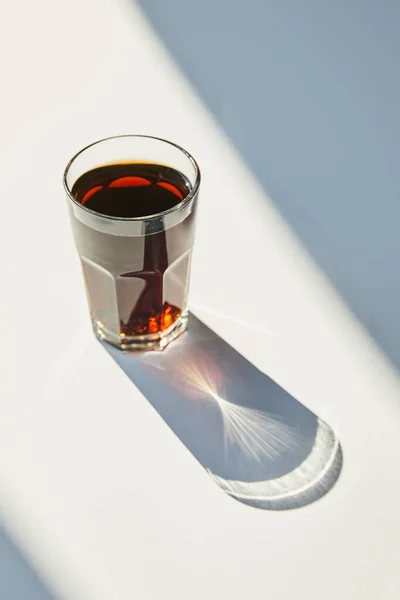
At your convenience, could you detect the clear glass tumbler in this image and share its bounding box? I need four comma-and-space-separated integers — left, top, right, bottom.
64, 135, 200, 350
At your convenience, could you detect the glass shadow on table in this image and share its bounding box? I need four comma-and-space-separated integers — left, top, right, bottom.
103, 314, 343, 510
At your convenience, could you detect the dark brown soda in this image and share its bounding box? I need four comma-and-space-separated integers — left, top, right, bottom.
71, 163, 189, 218
71, 163, 193, 340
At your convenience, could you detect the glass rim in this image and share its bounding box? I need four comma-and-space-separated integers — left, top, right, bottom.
63, 134, 201, 222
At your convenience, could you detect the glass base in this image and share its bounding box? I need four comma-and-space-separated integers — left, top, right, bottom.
93, 310, 189, 351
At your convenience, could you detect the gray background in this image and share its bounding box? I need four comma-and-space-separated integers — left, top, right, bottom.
0, 527, 54, 600
140, 0, 400, 371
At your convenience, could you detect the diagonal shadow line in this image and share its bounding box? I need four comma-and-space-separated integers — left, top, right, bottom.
103, 314, 342, 510
0, 525, 56, 600
138, 0, 400, 374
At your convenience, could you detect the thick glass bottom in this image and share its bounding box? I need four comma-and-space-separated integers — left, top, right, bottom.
93, 309, 189, 351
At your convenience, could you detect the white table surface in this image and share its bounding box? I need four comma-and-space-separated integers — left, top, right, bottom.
1, 1, 400, 599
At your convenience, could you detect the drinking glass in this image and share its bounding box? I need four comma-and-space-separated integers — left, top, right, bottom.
64, 135, 200, 350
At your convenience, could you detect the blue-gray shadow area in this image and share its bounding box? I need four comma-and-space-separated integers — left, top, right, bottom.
139, 0, 400, 372
104, 315, 342, 510
0, 526, 55, 600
